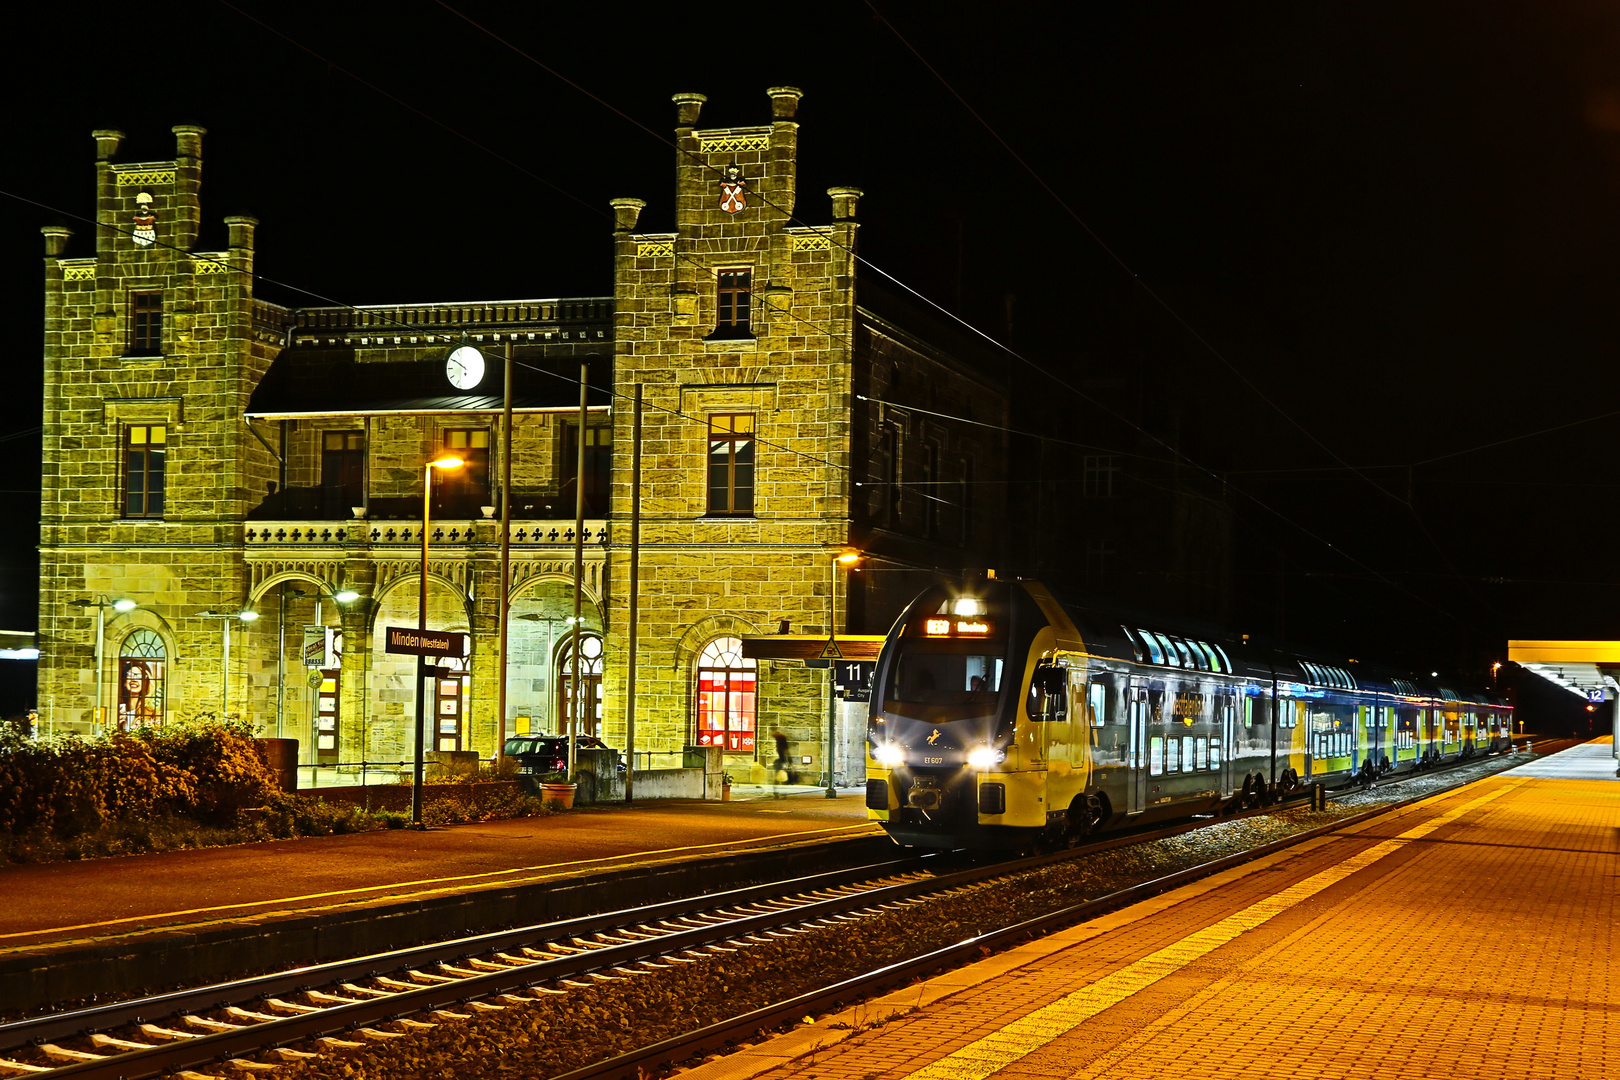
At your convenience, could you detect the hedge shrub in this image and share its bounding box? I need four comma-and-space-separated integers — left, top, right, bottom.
0, 717, 279, 860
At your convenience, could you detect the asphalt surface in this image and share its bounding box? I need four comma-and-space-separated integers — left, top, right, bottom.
0, 790, 876, 953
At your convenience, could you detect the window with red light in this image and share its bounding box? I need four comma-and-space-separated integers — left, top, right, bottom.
695, 636, 757, 753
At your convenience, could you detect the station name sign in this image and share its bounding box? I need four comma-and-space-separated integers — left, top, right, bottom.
384, 626, 468, 658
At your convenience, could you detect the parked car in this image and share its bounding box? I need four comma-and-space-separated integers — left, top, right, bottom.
503, 735, 625, 777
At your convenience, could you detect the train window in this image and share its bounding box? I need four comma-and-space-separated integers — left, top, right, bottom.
1171, 638, 1198, 669
1194, 641, 1221, 672
1194, 736, 1208, 769
1213, 644, 1233, 672
1088, 681, 1108, 726
1210, 737, 1222, 768
1121, 627, 1145, 663
1181, 735, 1195, 771
1166, 736, 1180, 772
1137, 630, 1165, 665
1149, 736, 1165, 776
1027, 666, 1067, 722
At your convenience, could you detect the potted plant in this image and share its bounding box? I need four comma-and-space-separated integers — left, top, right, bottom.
538, 770, 576, 810
721, 771, 733, 802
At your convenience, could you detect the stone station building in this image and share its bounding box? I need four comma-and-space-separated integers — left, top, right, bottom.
35, 89, 1009, 785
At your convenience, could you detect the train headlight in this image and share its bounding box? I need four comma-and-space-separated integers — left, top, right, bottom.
967, 746, 1004, 769
872, 743, 906, 767
952, 597, 987, 617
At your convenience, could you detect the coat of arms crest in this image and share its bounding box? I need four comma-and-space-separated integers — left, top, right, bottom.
719, 165, 746, 214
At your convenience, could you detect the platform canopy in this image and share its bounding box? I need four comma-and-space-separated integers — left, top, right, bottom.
1507, 640, 1620, 700
741, 634, 887, 663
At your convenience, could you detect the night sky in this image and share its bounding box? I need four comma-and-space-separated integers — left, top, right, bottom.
5, 2, 1620, 708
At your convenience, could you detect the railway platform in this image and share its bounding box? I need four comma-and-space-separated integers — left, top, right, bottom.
679, 738, 1619, 1080
0, 786, 875, 1012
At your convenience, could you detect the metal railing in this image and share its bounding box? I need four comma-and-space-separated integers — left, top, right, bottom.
295, 759, 461, 789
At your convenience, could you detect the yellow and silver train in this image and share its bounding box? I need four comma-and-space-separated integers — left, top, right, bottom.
865, 578, 1512, 849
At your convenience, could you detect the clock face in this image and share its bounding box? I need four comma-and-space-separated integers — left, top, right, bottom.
445, 345, 486, 390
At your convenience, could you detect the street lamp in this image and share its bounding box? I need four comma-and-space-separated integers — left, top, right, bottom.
196, 608, 259, 717
68, 596, 137, 734
411, 454, 464, 828
825, 548, 862, 798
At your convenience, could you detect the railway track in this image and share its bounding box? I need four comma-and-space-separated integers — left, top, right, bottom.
0, 746, 1542, 1080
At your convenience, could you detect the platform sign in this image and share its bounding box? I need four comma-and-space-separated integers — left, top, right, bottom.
302, 625, 332, 668
1588, 688, 1606, 703
384, 626, 467, 659
836, 660, 875, 701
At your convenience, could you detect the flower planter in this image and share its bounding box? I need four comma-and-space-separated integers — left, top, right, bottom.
540, 782, 577, 810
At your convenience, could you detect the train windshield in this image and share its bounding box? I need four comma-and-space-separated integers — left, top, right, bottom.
887, 644, 1005, 706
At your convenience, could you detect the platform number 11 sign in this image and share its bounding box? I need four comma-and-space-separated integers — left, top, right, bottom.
836, 661, 875, 701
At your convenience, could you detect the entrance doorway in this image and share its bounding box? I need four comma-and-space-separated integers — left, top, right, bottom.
557, 634, 603, 737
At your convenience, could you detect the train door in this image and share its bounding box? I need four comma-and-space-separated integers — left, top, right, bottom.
1127, 682, 1148, 814
1219, 690, 1235, 797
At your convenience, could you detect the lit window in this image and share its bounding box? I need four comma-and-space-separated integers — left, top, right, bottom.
439, 428, 490, 504
695, 636, 757, 753
707, 414, 755, 516
124, 424, 166, 518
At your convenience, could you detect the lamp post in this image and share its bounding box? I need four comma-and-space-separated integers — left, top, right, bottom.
196, 608, 260, 717
411, 454, 464, 828
68, 596, 136, 734
826, 549, 862, 798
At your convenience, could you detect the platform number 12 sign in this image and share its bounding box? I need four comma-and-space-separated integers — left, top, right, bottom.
836, 661, 874, 701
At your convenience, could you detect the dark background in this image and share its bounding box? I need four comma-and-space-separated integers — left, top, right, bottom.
4, 2, 1618, 727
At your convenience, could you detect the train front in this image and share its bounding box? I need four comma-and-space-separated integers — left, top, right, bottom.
864, 578, 1047, 848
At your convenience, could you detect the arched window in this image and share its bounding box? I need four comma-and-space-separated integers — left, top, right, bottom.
696, 636, 756, 754
558, 633, 604, 737
117, 629, 167, 730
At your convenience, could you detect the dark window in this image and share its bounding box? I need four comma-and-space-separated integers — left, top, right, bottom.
124, 424, 166, 518
707, 413, 755, 516
1084, 537, 1116, 588
438, 428, 490, 508
562, 424, 613, 516
130, 292, 162, 356
321, 430, 365, 515
870, 424, 900, 526
923, 440, 941, 537
1083, 454, 1119, 498
712, 268, 753, 339
959, 459, 973, 545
